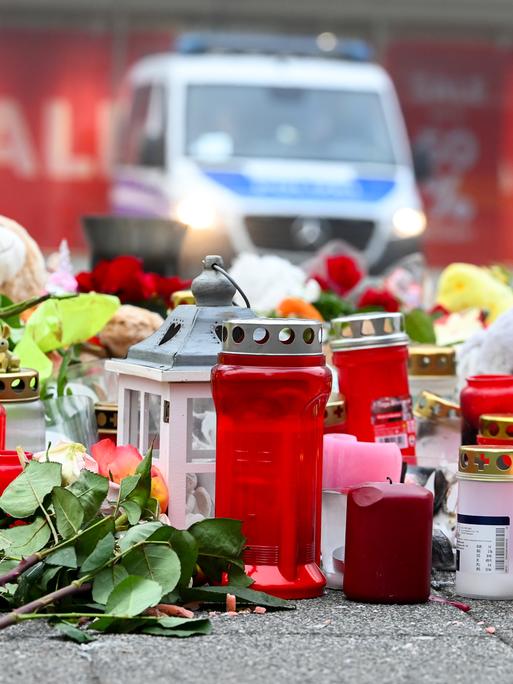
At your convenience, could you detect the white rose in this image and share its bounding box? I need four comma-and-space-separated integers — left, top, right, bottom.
33, 441, 98, 485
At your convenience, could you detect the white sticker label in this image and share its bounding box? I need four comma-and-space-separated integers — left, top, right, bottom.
457, 514, 509, 574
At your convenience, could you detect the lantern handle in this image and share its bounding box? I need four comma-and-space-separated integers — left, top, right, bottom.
211, 263, 251, 309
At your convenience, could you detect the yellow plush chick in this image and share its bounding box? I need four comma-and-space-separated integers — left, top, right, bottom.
436, 263, 513, 323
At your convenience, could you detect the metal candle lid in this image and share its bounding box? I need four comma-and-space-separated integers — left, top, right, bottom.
330, 312, 408, 351
0, 368, 40, 403
409, 345, 456, 376
324, 392, 346, 427
479, 414, 513, 441
414, 391, 461, 420
458, 445, 513, 481
221, 318, 323, 355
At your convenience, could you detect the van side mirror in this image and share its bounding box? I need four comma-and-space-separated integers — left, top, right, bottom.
412, 143, 432, 183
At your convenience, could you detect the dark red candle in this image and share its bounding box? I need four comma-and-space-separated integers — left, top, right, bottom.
343, 482, 433, 603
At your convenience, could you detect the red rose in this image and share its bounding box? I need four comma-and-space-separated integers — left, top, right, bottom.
357, 287, 400, 312
156, 275, 192, 305
325, 255, 363, 295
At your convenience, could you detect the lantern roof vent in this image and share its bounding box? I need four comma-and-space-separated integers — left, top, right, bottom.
124, 255, 255, 370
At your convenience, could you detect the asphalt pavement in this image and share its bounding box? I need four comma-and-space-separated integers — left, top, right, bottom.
1, 572, 512, 684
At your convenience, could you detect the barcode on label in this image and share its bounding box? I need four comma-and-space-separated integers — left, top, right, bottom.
496, 528, 506, 571
376, 434, 408, 448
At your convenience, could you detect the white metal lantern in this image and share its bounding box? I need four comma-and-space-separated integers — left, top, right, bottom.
105, 256, 254, 528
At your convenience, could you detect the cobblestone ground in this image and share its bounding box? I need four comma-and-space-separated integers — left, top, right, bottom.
1, 574, 512, 684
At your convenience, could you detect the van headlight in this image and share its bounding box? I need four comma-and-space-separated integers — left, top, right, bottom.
174, 195, 219, 231
392, 208, 427, 239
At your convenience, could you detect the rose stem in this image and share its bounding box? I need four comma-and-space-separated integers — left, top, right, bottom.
0, 581, 91, 630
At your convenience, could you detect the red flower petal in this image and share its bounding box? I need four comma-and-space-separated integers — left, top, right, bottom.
91, 438, 142, 483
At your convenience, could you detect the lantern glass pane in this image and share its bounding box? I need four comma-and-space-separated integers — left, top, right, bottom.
147, 394, 161, 459
186, 397, 216, 463
185, 471, 215, 526
127, 390, 140, 447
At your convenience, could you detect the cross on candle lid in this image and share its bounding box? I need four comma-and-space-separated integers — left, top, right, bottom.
459, 445, 513, 480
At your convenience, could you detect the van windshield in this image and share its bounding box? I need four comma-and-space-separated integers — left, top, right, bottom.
186, 84, 396, 164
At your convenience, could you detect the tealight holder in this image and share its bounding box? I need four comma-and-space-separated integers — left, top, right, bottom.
0, 368, 46, 452
456, 445, 513, 598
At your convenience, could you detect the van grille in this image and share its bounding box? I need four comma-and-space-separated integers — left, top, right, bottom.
245, 216, 374, 252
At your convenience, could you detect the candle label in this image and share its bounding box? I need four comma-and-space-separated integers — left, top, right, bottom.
456, 514, 509, 574
371, 395, 416, 450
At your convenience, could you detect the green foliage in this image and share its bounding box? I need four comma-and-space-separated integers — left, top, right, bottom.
92, 565, 129, 605
122, 544, 181, 595
189, 518, 249, 585
404, 308, 437, 344
105, 576, 162, 617
54, 620, 96, 643
80, 533, 115, 576
68, 471, 109, 524
0, 458, 292, 642
52, 488, 84, 539
0, 461, 61, 518
313, 291, 355, 321
0, 518, 51, 558
181, 585, 292, 609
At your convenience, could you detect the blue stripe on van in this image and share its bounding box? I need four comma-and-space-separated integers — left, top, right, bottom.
203, 171, 395, 202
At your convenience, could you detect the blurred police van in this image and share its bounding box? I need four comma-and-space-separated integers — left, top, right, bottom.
111, 32, 426, 273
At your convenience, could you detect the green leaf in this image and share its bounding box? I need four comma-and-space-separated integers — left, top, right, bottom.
188, 518, 246, 559
147, 527, 198, 589
121, 501, 142, 526
18, 294, 120, 354
188, 518, 246, 583
105, 575, 163, 617
122, 543, 181, 594
119, 475, 140, 502
118, 521, 162, 553
80, 533, 115, 576
92, 564, 129, 605
40, 564, 62, 590
68, 470, 109, 523
88, 616, 149, 633
227, 562, 254, 587
52, 488, 84, 539
143, 497, 160, 519
46, 546, 77, 568
142, 617, 212, 637
75, 517, 115, 564
0, 461, 62, 518
182, 585, 293, 609
404, 308, 436, 344
54, 620, 96, 643
124, 448, 153, 512
313, 291, 355, 322
0, 517, 50, 557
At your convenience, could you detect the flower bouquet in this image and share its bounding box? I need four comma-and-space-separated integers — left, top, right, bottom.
0, 442, 290, 642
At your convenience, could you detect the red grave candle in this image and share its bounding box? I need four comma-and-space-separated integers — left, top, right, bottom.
0, 451, 31, 494
460, 375, 513, 445
343, 482, 433, 603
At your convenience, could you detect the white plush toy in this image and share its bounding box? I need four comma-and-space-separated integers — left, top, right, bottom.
457, 307, 513, 390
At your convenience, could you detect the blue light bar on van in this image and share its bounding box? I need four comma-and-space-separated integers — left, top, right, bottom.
174, 32, 372, 62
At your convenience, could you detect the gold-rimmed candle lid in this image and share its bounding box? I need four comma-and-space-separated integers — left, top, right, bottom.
0, 368, 40, 402
414, 390, 460, 420
409, 345, 456, 376
324, 393, 346, 427
459, 445, 513, 480
95, 402, 118, 432
479, 414, 513, 441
